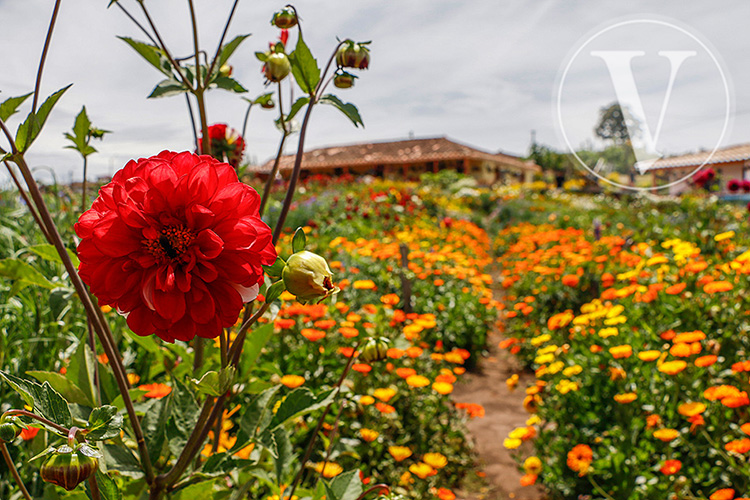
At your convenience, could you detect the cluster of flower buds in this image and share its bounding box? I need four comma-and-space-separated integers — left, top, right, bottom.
333, 39, 371, 89
359, 337, 391, 363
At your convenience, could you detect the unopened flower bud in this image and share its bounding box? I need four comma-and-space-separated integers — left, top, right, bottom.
219, 64, 233, 77
271, 7, 298, 29
261, 98, 276, 110
41, 443, 100, 491
264, 52, 292, 83
282, 250, 339, 304
334, 70, 357, 89
336, 40, 370, 70
359, 337, 390, 363
0, 417, 23, 442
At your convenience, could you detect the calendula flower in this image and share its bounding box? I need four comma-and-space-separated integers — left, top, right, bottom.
524, 456, 542, 475
638, 350, 661, 362
660, 459, 682, 475
359, 428, 379, 442
313, 462, 343, 478
406, 375, 430, 388
659, 360, 687, 375
566, 444, 593, 476
677, 402, 706, 417
280, 375, 305, 389
709, 488, 735, 500
373, 387, 397, 402
653, 428, 680, 442
609, 345, 633, 359
614, 392, 637, 404
703, 281, 733, 294
388, 446, 412, 462
75, 151, 276, 342
423, 453, 448, 469
432, 382, 454, 395
353, 279, 377, 290
138, 383, 172, 399
409, 462, 436, 479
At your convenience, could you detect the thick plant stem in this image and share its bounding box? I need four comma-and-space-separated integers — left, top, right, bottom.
195, 89, 211, 156
187, 0, 201, 91
30, 0, 61, 116
0, 442, 32, 500
81, 156, 88, 211
1, 146, 155, 484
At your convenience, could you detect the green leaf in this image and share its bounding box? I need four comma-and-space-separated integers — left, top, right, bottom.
286, 97, 310, 123
191, 370, 222, 396
118, 37, 172, 76
0, 92, 32, 121
240, 323, 275, 377
170, 479, 220, 500
26, 243, 81, 267
269, 387, 337, 430
213, 76, 248, 93
218, 34, 252, 69
109, 389, 147, 411
101, 444, 144, 478
236, 385, 281, 446
0, 258, 55, 292
265, 280, 286, 304
254, 92, 274, 106
142, 395, 170, 462
273, 426, 293, 483
319, 94, 364, 128
69, 337, 97, 407
255, 51, 268, 62
325, 469, 363, 500
86, 406, 123, 441
148, 78, 189, 99
263, 257, 287, 280
15, 84, 72, 152
292, 227, 307, 253
0, 371, 72, 429
86, 470, 121, 500
26, 370, 92, 407
313, 480, 327, 500
289, 35, 320, 94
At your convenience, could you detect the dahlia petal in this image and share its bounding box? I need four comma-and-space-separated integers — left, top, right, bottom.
153, 288, 186, 320
194, 261, 219, 282
195, 229, 224, 260
92, 218, 142, 257
187, 161, 219, 201
195, 315, 223, 340
175, 267, 192, 292
186, 204, 215, 231
155, 264, 176, 292
141, 272, 157, 311
189, 288, 216, 323
233, 282, 260, 303
126, 306, 158, 337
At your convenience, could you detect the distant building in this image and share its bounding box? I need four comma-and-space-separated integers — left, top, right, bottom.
249, 137, 541, 185
649, 143, 750, 194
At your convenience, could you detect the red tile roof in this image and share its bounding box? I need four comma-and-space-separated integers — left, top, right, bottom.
650, 143, 750, 170
251, 137, 540, 173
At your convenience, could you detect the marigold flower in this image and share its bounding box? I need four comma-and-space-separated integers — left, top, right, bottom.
710, 488, 735, 500
653, 428, 680, 442
373, 387, 397, 402
359, 395, 375, 405
678, 402, 706, 417
523, 456, 542, 475
353, 279, 377, 290
396, 368, 417, 379
423, 452, 448, 469
520, 473, 538, 486
660, 459, 682, 475
704, 281, 733, 294
75, 151, 276, 342
695, 355, 718, 367
409, 462, 436, 479
375, 402, 395, 414
638, 350, 661, 362
566, 444, 593, 476
503, 438, 522, 449
301, 328, 326, 342
280, 375, 305, 389
435, 487, 456, 500
741, 423, 750, 436
665, 283, 687, 295
614, 392, 637, 404
432, 382, 454, 395
609, 345, 633, 359
406, 375, 430, 388
313, 461, 343, 478
388, 446, 412, 461
352, 363, 372, 374
673, 330, 706, 343
658, 360, 687, 375
138, 383, 172, 399
561, 274, 579, 287
455, 402, 485, 418
722, 391, 750, 408
338, 327, 359, 338
725, 438, 750, 454
359, 428, 379, 442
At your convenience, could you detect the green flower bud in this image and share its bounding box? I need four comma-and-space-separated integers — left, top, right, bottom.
0, 422, 20, 442
271, 7, 298, 29
41, 443, 100, 491
282, 250, 339, 304
359, 337, 390, 363
264, 52, 292, 83
333, 70, 357, 89
336, 40, 370, 70
219, 64, 233, 77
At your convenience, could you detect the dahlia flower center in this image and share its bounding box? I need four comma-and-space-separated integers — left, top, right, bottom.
145, 225, 196, 260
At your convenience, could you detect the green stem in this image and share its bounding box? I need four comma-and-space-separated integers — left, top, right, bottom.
0, 442, 32, 500
186, 0, 201, 91
81, 155, 88, 211
195, 89, 211, 156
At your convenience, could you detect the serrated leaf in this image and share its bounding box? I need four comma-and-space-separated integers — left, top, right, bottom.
148, 78, 189, 99
218, 34, 252, 69
118, 37, 172, 76
0, 371, 72, 429
287, 97, 310, 123
101, 444, 144, 478
320, 94, 364, 128
289, 35, 320, 94
16, 84, 72, 151
86, 470, 121, 500
234, 385, 281, 450
213, 76, 248, 93
269, 387, 337, 430
0, 92, 32, 121
265, 280, 286, 304
86, 406, 123, 441
26, 243, 81, 267
292, 227, 307, 253
325, 469, 363, 500
0, 258, 55, 292
263, 257, 287, 280
27, 370, 92, 407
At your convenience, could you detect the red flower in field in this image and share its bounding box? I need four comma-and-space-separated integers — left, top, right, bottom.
198, 124, 246, 169
75, 151, 276, 342
660, 459, 682, 475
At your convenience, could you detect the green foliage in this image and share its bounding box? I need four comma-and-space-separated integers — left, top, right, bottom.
319, 94, 364, 128
289, 35, 321, 94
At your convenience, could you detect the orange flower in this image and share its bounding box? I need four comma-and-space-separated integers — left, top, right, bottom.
673, 330, 706, 343
373, 387, 397, 402
520, 473, 538, 486
275, 318, 296, 329
353, 280, 377, 290
432, 382, 454, 395
566, 444, 593, 476
725, 438, 750, 454
609, 345, 633, 359
380, 294, 400, 306
338, 327, 359, 338
722, 391, 750, 408
301, 328, 326, 342
359, 428, 379, 442
409, 462, 436, 479
653, 428, 679, 442
387, 348, 404, 359
406, 346, 424, 358
741, 423, 750, 436
375, 402, 395, 414
704, 281, 733, 294
561, 274, 579, 287
396, 368, 417, 379
665, 283, 686, 295
435, 487, 456, 500
423, 452, 448, 469
658, 360, 687, 375
20, 426, 40, 441
669, 343, 692, 358
455, 402, 485, 418
638, 350, 661, 362
614, 392, 637, 404
138, 383, 172, 399
710, 489, 735, 500
352, 363, 372, 374
678, 402, 706, 417
280, 375, 305, 389
695, 355, 718, 367
314, 319, 336, 330
660, 459, 682, 475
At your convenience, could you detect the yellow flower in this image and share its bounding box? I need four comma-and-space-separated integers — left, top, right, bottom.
659, 360, 687, 375
526, 415, 541, 426
714, 231, 735, 242
373, 387, 397, 402
313, 462, 343, 478
360, 395, 375, 405
535, 353, 555, 365
353, 280, 377, 290
524, 456, 542, 475
653, 428, 680, 442
598, 327, 619, 339
432, 382, 454, 395
389, 446, 413, 462
280, 375, 305, 389
406, 375, 430, 388
547, 361, 564, 375
678, 402, 706, 417
563, 365, 582, 377
422, 452, 448, 469
614, 392, 637, 404
556, 379, 580, 395
503, 438, 522, 449
531, 334, 551, 346
506, 374, 519, 391
409, 462, 435, 479
638, 350, 661, 362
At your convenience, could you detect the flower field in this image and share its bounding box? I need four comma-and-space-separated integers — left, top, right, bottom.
496, 192, 750, 500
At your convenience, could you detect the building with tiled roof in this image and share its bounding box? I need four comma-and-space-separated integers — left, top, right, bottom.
649, 143, 750, 194
249, 137, 541, 185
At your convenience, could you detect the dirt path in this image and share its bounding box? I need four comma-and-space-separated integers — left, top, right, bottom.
452, 331, 543, 500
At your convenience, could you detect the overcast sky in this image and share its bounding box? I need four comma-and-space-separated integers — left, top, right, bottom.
1, 0, 748, 185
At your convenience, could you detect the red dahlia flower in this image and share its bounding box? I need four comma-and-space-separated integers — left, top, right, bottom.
75, 151, 276, 342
